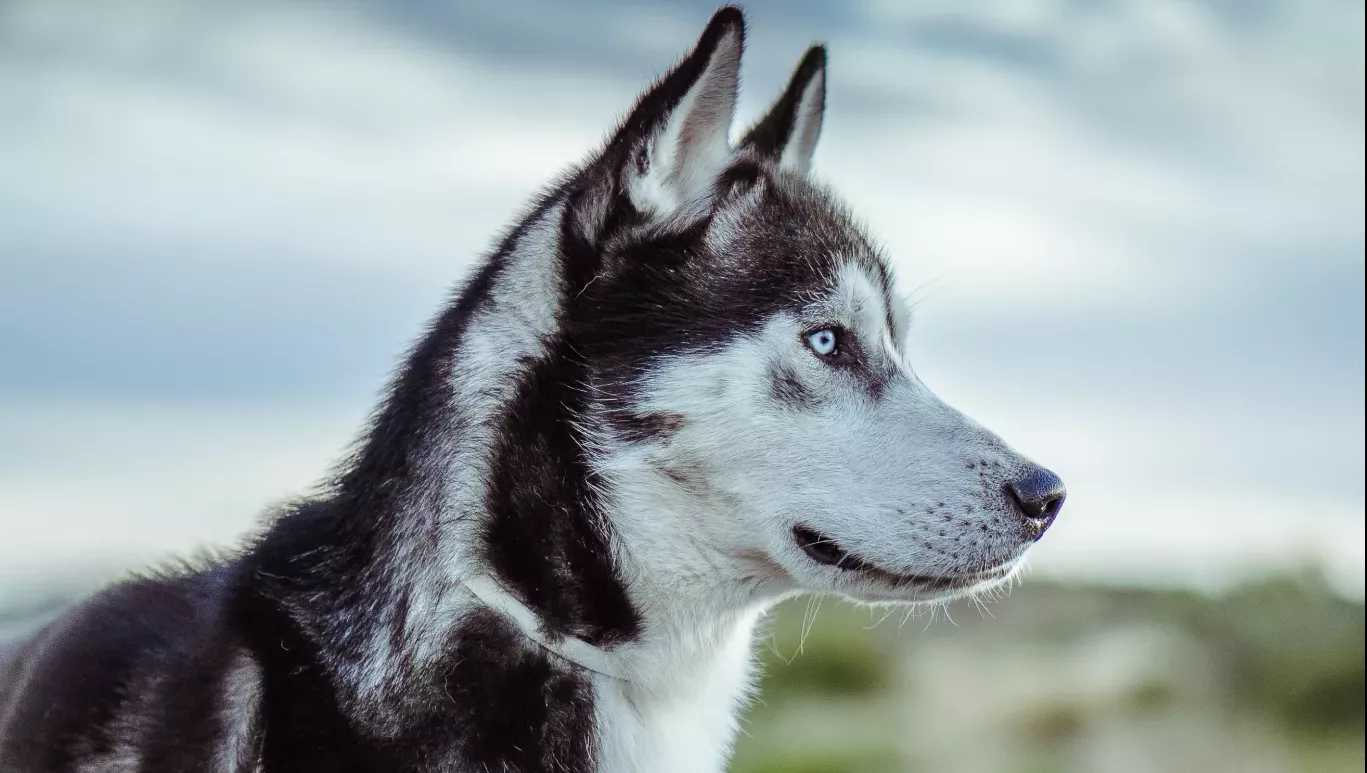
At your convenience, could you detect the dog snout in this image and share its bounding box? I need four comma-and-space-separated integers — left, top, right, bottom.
1005, 466, 1066, 540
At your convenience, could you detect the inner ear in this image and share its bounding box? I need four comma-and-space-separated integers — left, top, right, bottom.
740, 45, 826, 174
613, 8, 745, 221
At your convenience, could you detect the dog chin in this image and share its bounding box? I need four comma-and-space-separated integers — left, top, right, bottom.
787, 525, 1030, 604
832, 556, 1027, 605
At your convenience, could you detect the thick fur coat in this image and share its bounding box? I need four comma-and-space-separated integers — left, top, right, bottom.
0, 7, 1064, 772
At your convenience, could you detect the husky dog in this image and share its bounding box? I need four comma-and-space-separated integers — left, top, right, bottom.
0, 7, 1065, 772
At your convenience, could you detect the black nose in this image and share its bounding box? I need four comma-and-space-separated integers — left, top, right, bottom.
1006, 466, 1066, 538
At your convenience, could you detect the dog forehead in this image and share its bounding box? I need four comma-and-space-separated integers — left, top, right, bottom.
823, 262, 889, 325
705, 172, 887, 295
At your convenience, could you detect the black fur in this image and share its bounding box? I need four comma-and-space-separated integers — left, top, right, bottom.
481, 345, 642, 646
741, 44, 827, 159
770, 362, 817, 408
440, 609, 596, 771
607, 411, 686, 444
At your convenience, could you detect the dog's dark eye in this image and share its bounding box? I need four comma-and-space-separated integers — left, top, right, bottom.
805, 328, 841, 357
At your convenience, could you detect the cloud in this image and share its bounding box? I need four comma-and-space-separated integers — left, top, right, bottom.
0, 0, 1361, 594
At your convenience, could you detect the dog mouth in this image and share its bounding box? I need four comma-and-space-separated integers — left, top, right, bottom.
792, 525, 1013, 591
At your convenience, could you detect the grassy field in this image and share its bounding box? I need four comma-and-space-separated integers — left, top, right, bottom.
733, 573, 1363, 773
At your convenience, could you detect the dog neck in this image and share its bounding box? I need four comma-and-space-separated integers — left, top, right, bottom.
262, 201, 778, 758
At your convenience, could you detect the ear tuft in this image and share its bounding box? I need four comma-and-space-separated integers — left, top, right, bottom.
611, 7, 746, 221
741, 44, 826, 174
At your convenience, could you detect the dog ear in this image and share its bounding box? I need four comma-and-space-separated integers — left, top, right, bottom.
609, 7, 745, 221
740, 45, 826, 174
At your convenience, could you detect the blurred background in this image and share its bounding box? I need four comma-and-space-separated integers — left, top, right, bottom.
0, 1, 1361, 771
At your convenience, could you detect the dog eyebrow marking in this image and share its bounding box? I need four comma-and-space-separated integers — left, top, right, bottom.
769, 362, 816, 409
868, 260, 901, 346
816, 262, 899, 401
608, 411, 685, 444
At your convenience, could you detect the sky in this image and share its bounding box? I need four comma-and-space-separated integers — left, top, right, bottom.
0, 0, 1363, 600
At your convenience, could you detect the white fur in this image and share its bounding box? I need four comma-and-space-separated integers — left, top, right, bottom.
591, 607, 765, 773
605, 257, 1036, 605
629, 26, 742, 222
778, 66, 824, 174
215, 649, 263, 772
333, 202, 570, 722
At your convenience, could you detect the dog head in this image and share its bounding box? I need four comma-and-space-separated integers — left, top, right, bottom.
552, 8, 1064, 606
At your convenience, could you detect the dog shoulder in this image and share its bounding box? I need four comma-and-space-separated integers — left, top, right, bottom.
0, 563, 263, 772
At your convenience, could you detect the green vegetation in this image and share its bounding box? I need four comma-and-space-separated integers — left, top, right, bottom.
734, 573, 1364, 773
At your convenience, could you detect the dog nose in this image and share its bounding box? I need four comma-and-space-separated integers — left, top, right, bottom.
1006, 466, 1066, 538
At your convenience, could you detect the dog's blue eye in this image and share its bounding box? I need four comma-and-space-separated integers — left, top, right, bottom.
806, 328, 839, 357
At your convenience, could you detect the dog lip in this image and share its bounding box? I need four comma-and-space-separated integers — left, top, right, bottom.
793, 525, 1014, 589
793, 525, 858, 568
